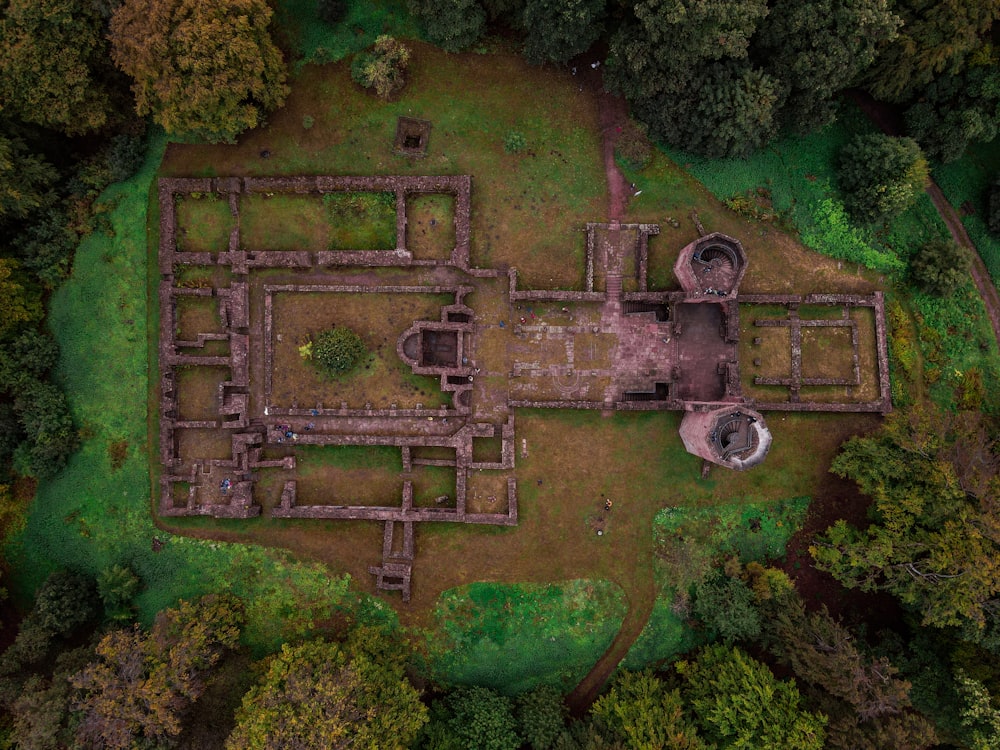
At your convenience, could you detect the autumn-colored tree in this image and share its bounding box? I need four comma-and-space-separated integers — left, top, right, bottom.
351, 36, 412, 100
591, 670, 706, 750
677, 644, 827, 749
109, 0, 289, 143
0, 0, 116, 134
811, 406, 1000, 632
226, 630, 427, 750
72, 594, 243, 749
0, 259, 42, 338
766, 598, 936, 749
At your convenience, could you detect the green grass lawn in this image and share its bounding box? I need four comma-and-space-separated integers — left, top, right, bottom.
424, 579, 627, 694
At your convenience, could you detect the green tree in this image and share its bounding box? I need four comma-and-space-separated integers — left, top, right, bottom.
811, 407, 1000, 632
72, 594, 243, 749
318, 0, 348, 25
0, 328, 59, 395
0, 136, 57, 222
910, 238, 971, 296
97, 564, 141, 620
753, 0, 901, 132
905, 55, 1000, 163
591, 670, 706, 750
0, 0, 116, 134
516, 684, 568, 750
956, 671, 1000, 750
310, 326, 368, 377
837, 134, 929, 224
677, 644, 827, 749
13, 379, 76, 479
522, 0, 606, 65
606, 0, 769, 107
692, 571, 761, 644
9, 647, 92, 750
409, 0, 487, 52
109, 0, 289, 143
0, 259, 42, 337
989, 176, 1000, 236
425, 685, 521, 750
764, 597, 936, 749
865, 0, 1000, 102
351, 36, 412, 99
226, 632, 427, 750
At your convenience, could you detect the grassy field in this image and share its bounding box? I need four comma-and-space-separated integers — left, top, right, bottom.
423, 579, 627, 694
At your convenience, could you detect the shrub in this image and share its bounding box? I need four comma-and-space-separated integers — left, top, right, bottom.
310, 327, 367, 378
837, 133, 929, 225
106, 132, 147, 183
692, 571, 762, 643
97, 564, 141, 619
503, 131, 527, 153
614, 119, 652, 171
351, 36, 411, 99
910, 238, 971, 296
33, 571, 98, 636
302, 115, 315, 130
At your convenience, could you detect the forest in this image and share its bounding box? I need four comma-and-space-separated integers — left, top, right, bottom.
1, 0, 1000, 748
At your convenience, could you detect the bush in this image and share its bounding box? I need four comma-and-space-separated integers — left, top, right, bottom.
33, 571, 98, 637
503, 131, 527, 153
837, 133, 929, 224
310, 327, 367, 378
302, 115, 315, 130
910, 238, 971, 297
614, 119, 652, 171
97, 564, 141, 619
106, 132, 147, 183
692, 571, 762, 643
351, 36, 411, 99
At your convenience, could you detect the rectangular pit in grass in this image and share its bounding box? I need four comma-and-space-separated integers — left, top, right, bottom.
240, 193, 328, 252
800, 325, 856, 381
406, 193, 456, 260
465, 472, 510, 514
176, 428, 230, 462
325, 191, 397, 250
175, 194, 234, 254
411, 464, 457, 508
267, 288, 454, 410
293, 445, 403, 506
175, 295, 224, 339
472, 435, 503, 463
176, 366, 230, 421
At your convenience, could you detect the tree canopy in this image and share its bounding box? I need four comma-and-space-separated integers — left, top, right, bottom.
837, 134, 929, 224
226, 633, 427, 750
0, 0, 116, 134
522, 0, 606, 65
812, 407, 1000, 632
592, 670, 706, 749
72, 594, 243, 749
678, 644, 827, 749
109, 0, 289, 143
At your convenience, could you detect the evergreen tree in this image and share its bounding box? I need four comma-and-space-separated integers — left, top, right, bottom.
409, 0, 488, 52
522, 0, 606, 65
837, 134, 929, 224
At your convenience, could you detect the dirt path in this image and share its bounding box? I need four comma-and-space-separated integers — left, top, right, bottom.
564, 76, 654, 714
849, 90, 1000, 347
565, 540, 656, 715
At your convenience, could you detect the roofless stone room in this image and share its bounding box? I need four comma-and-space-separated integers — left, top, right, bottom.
157, 175, 891, 602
